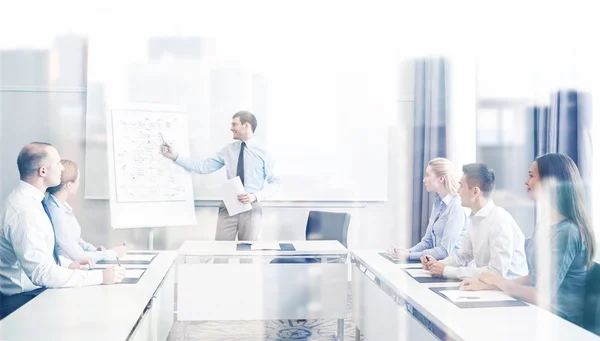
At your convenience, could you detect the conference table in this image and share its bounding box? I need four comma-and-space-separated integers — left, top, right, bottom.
351, 250, 600, 341
0, 251, 177, 341
177, 240, 349, 340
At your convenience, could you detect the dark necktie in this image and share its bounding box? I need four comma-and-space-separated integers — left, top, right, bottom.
237, 142, 246, 185
41, 199, 61, 266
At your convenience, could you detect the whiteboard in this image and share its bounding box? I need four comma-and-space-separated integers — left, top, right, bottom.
85, 2, 392, 202
105, 104, 196, 228
111, 111, 188, 203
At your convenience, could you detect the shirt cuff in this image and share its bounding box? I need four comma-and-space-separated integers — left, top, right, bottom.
60, 256, 73, 268
104, 250, 118, 258
443, 266, 459, 279
254, 191, 264, 202
174, 155, 184, 165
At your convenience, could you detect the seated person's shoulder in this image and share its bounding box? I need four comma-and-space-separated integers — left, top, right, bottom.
3, 202, 41, 226
554, 219, 582, 240
490, 206, 516, 221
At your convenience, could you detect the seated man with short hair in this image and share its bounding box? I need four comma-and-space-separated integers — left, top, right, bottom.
422, 163, 528, 280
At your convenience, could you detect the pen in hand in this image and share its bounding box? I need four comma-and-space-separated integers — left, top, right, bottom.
116, 257, 122, 267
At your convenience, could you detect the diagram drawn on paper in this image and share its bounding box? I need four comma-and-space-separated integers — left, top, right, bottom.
111, 111, 189, 202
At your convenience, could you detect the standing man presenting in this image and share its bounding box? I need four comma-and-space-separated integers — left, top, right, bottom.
161, 111, 281, 241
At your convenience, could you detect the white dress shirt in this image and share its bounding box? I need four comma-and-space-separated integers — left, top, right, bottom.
0, 181, 102, 296
441, 199, 528, 279
46, 194, 117, 262
174, 138, 281, 202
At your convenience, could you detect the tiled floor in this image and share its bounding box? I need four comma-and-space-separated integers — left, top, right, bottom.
168, 286, 363, 341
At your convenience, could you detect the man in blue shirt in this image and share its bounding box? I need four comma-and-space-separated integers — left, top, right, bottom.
162, 111, 281, 241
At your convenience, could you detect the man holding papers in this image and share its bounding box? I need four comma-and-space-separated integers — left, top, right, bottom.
161, 111, 281, 241
423, 163, 528, 280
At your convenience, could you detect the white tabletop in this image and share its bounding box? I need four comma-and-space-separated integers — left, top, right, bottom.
352, 250, 600, 341
179, 240, 348, 256
0, 251, 177, 341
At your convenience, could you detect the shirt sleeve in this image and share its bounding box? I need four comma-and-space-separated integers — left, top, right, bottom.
9, 213, 102, 288
83, 250, 117, 263
408, 208, 436, 260
53, 211, 85, 261
174, 149, 225, 174
79, 238, 96, 252
532, 223, 582, 297
482, 221, 518, 277
421, 201, 467, 260
445, 220, 517, 279
253, 153, 281, 202
442, 229, 474, 278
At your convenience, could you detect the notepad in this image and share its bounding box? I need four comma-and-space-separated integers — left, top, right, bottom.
405, 269, 434, 278
92, 263, 149, 270
116, 255, 156, 262
125, 269, 145, 279
440, 290, 517, 303
97, 253, 156, 265
378, 252, 421, 264
250, 242, 281, 251
429, 286, 528, 308
89, 268, 147, 284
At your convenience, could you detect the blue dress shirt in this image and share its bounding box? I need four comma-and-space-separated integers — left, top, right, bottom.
408, 194, 468, 260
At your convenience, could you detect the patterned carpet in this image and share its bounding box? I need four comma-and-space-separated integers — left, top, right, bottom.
167, 287, 362, 341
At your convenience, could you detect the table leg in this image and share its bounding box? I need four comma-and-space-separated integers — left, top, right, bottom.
337, 318, 344, 341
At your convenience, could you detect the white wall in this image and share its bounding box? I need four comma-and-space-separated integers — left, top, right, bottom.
0, 40, 415, 251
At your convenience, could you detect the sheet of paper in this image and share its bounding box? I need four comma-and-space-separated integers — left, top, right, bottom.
405, 269, 434, 278
103, 255, 155, 262
221, 176, 252, 216
250, 242, 281, 250
125, 269, 145, 279
441, 290, 517, 302
92, 263, 149, 269
119, 255, 155, 262
401, 264, 424, 269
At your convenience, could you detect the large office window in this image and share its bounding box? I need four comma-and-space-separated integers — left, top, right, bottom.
476, 99, 535, 236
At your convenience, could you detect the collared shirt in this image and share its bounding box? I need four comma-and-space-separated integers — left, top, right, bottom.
0, 181, 102, 296
441, 199, 528, 279
409, 194, 468, 260
46, 194, 117, 262
527, 219, 588, 326
175, 138, 281, 201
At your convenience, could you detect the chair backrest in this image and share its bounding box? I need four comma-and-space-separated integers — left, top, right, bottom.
583, 262, 600, 335
305, 211, 351, 248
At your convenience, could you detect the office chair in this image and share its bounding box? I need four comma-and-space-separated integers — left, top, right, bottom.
270, 210, 351, 264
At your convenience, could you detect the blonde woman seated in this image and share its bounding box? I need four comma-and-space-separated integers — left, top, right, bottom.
387, 157, 468, 261
46, 160, 127, 262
